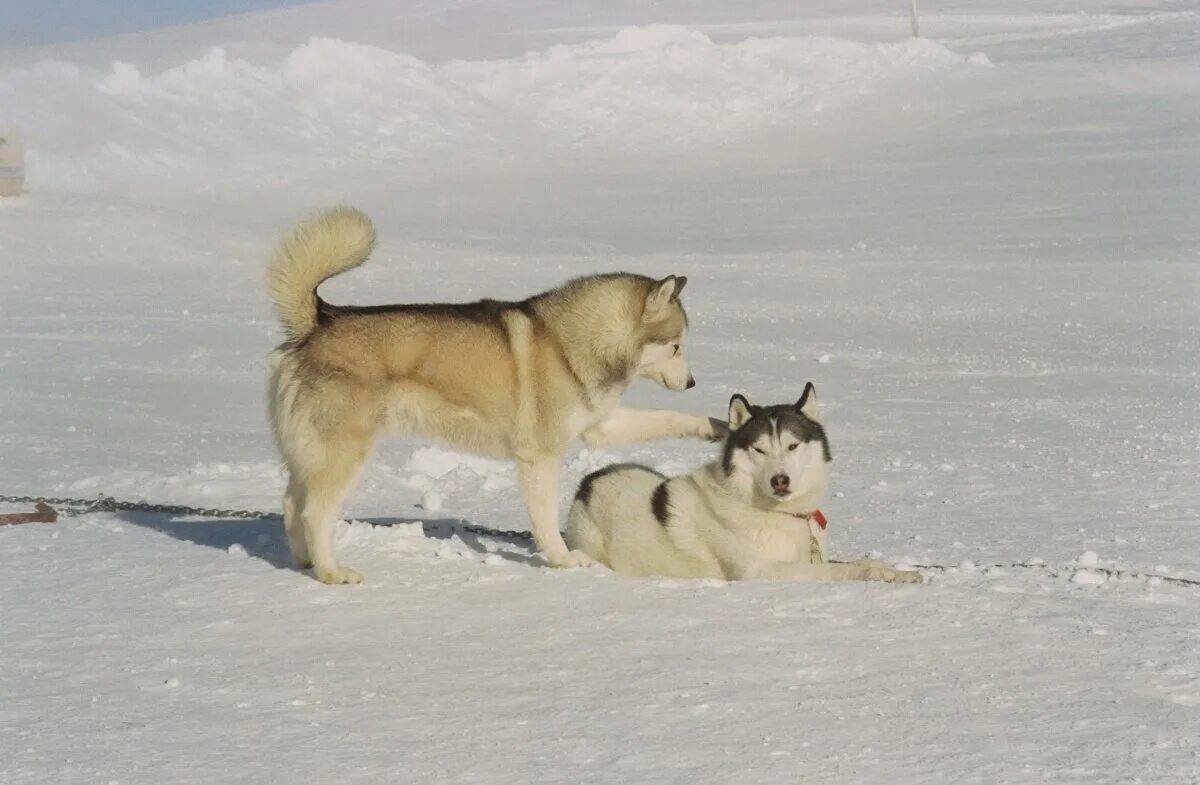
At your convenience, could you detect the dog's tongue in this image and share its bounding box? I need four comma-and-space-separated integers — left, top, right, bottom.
813, 510, 828, 530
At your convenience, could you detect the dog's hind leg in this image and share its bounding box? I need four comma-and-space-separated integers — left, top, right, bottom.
517, 455, 596, 569
299, 435, 373, 585
564, 502, 607, 566
282, 476, 311, 568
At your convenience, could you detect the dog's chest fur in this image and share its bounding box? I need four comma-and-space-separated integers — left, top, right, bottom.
726, 509, 826, 566
675, 473, 828, 571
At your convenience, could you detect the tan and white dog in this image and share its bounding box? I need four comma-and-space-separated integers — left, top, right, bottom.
267, 207, 720, 583
566, 386, 924, 584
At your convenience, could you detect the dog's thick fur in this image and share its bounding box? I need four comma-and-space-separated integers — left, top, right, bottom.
267, 207, 719, 583
566, 386, 923, 584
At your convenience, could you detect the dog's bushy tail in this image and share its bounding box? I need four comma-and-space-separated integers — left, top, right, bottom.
268, 206, 376, 340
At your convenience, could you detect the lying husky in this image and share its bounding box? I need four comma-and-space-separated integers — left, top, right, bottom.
566, 386, 923, 584
267, 207, 720, 583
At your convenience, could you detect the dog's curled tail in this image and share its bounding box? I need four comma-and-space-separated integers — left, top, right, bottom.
268, 206, 377, 340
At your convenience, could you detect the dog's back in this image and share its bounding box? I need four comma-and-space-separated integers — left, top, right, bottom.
567, 463, 725, 578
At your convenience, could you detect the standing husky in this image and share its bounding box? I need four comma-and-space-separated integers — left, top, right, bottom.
268, 207, 720, 584
566, 385, 924, 584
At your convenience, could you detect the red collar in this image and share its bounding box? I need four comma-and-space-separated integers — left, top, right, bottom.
792, 509, 828, 530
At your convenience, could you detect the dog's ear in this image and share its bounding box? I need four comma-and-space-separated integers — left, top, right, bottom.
672, 276, 687, 298
728, 394, 753, 430
796, 382, 819, 419
646, 275, 684, 313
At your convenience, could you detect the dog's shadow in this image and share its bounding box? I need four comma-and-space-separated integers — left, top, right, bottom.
112, 510, 540, 573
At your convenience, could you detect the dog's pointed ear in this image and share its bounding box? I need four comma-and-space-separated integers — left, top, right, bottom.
646, 275, 684, 313
728, 394, 753, 430
796, 382, 819, 419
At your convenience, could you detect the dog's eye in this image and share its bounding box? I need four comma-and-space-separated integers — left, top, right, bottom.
751, 446, 766, 455
672, 343, 681, 356
787, 443, 799, 451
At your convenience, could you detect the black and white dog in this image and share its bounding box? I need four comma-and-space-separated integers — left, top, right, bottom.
566, 385, 923, 584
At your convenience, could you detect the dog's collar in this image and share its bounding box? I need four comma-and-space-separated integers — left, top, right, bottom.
789, 509, 828, 530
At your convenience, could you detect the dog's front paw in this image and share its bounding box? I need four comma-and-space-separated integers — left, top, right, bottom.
857, 561, 924, 584
704, 417, 731, 443
850, 559, 901, 583
545, 549, 598, 569
860, 564, 891, 582
314, 565, 364, 585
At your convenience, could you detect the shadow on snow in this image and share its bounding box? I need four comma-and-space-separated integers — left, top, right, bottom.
112, 510, 540, 576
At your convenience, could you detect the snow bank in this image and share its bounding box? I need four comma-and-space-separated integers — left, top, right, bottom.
443, 26, 974, 148
0, 27, 985, 193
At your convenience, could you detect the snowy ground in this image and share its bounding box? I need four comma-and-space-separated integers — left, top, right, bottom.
2, 1, 1199, 783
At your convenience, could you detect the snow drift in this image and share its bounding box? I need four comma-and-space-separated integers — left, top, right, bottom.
0, 26, 985, 193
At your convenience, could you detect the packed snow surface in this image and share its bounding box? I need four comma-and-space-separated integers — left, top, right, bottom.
1, 1, 1198, 783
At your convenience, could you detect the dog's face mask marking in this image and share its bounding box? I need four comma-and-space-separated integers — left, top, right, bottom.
722, 384, 831, 503
637, 275, 694, 392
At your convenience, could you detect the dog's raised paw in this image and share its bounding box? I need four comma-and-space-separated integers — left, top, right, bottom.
315, 565, 364, 585
547, 550, 598, 569
705, 417, 731, 443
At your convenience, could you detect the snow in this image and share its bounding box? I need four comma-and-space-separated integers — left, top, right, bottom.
2, 1, 1200, 783
1070, 568, 1107, 586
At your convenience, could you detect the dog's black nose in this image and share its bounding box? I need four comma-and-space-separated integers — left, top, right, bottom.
685, 376, 696, 389
770, 474, 790, 493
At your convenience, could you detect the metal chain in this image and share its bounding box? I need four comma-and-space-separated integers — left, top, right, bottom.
0, 494, 278, 520
2, 493, 1195, 585
456, 521, 534, 541
0, 493, 533, 540
906, 560, 1200, 588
